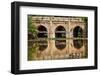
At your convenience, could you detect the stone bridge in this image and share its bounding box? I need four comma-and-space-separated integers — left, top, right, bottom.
28, 15, 88, 60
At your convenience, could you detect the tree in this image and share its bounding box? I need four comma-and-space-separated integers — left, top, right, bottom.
28, 16, 38, 39
82, 17, 88, 38
28, 16, 39, 60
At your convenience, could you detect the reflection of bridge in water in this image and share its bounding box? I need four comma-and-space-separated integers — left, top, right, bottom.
28, 15, 88, 60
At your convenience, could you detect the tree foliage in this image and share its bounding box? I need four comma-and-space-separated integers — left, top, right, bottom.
28, 16, 38, 38
28, 16, 39, 60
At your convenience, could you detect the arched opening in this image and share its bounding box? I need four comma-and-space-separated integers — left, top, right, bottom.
73, 26, 83, 38
55, 26, 66, 50
37, 26, 47, 38
37, 25, 48, 51
73, 26, 83, 49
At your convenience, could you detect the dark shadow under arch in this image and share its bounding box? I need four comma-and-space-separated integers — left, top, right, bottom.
37, 25, 47, 38
37, 25, 48, 51
73, 26, 83, 49
55, 26, 66, 50
73, 26, 83, 38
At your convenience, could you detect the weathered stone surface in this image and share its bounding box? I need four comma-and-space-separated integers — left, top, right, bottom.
30, 16, 88, 60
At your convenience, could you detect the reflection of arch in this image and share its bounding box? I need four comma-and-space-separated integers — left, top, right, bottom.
73, 26, 83, 38
55, 26, 66, 50
73, 39, 83, 49
38, 40, 48, 51
37, 25, 48, 51
73, 26, 83, 49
